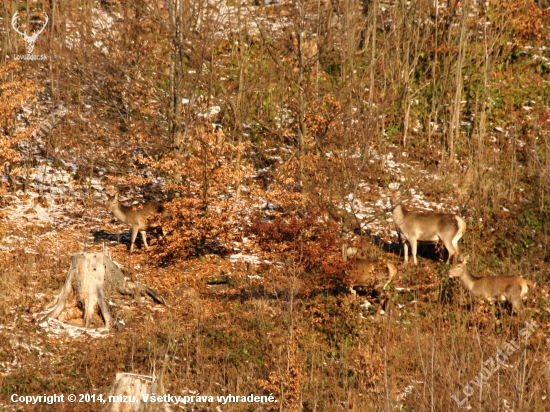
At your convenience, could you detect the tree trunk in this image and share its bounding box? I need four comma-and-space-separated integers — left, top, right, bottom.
448, 0, 469, 165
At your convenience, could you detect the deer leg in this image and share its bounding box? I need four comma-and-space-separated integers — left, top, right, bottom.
443, 239, 456, 264
515, 298, 523, 313
130, 227, 139, 253
409, 239, 418, 265
451, 233, 462, 254
381, 294, 391, 312
140, 230, 149, 249
403, 240, 410, 264
510, 291, 523, 315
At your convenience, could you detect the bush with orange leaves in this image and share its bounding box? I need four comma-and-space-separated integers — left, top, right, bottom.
145, 122, 252, 260
153, 195, 235, 260
0, 62, 40, 194
257, 340, 303, 411
489, 0, 548, 42
248, 206, 347, 294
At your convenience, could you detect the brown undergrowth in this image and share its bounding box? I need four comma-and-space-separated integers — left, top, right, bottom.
0, 200, 549, 411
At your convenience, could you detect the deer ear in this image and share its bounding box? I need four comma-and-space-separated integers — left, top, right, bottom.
462, 255, 469, 263
391, 190, 403, 205
114, 192, 119, 200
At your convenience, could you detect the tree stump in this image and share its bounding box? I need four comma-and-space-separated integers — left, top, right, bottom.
107, 373, 157, 412
42, 251, 164, 328
105, 354, 168, 412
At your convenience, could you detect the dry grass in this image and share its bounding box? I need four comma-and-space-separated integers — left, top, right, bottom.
0, 202, 548, 411
1, 1, 549, 410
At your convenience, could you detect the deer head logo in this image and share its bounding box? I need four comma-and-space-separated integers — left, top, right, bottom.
11, 12, 49, 55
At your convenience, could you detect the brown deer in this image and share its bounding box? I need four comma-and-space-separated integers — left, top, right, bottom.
449, 255, 534, 314
342, 244, 397, 310
391, 192, 466, 264
106, 192, 168, 253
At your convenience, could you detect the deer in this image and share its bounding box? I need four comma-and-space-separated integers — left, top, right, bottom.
391, 191, 466, 265
342, 244, 397, 310
106, 192, 169, 253
449, 255, 534, 314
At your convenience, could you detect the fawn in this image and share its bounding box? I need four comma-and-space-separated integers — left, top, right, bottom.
342, 244, 397, 310
106, 192, 168, 253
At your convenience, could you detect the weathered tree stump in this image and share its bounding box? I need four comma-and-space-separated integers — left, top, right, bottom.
105, 355, 168, 412
42, 251, 164, 328
107, 373, 157, 412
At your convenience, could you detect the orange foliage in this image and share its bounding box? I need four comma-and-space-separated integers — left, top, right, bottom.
306, 95, 343, 142
145, 122, 250, 260
0, 62, 40, 194
257, 341, 303, 411
490, 0, 548, 42
249, 206, 347, 293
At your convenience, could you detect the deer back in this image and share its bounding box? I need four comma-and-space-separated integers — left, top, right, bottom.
349, 258, 379, 285
450, 257, 532, 303
394, 205, 462, 242
107, 194, 164, 228
474, 275, 528, 301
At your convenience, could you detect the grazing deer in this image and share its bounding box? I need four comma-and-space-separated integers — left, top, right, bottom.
342, 244, 397, 310
106, 192, 168, 253
449, 255, 534, 314
391, 192, 466, 264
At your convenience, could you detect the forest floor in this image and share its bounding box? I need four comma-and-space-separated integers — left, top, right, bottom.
0, 150, 549, 412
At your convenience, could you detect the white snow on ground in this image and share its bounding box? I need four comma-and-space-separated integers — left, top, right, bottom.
338, 145, 464, 242
229, 253, 270, 264
38, 317, 111, 339
1, 137, 461, 255
2, 193, 57, 226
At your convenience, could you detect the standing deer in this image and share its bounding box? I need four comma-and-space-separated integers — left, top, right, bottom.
449, 255, 534, 314
106, 193, 168, 253
391, 192, 466, 264
342, 244, 397, 310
